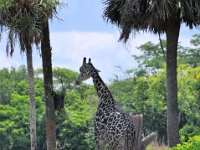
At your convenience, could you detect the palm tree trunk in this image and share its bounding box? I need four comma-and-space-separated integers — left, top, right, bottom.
41, 21, 57, 150
166, 19, 180, 147
25, 43, 37, 150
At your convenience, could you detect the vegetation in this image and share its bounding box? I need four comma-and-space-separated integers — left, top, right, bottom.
0, 66, 96, 150
0, 35, 199, 149
171, 136, 200, 150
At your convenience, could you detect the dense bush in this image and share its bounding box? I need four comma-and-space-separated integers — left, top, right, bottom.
171, 136, 200, 150
180, 124, 200, 142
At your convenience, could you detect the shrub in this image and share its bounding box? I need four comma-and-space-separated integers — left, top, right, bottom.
171, 136, 200, 150
180, 124, 200, 141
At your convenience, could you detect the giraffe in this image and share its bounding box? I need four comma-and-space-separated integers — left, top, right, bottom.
76, 57, 136, 150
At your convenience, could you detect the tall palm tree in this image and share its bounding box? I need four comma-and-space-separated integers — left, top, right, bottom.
0, 2, 41, 149
41, 21, 57, 150
103, 0, 200, 147
0, 0, 59, 149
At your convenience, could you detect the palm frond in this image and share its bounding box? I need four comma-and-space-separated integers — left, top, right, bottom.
181, 0, 200, 28
103, 0, 125, 25
0, 0, 61, 56
103, 0, 200, 42
6, 29, 17, 56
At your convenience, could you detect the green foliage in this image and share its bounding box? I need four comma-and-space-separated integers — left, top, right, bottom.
178, 35, 200, 67
0, 66, 97, 150
180, 125, 200, 142
133, 36, 200, 76
56, 83, 96, 150
0, 66, 27, 104
0, 0, 14, 8
0, 66, 44, 150
178, 65, 200, 140
178, 65, 200, 124
190, 34, 200, 47
53, 67, 78, 92
171, 136, 200, 150
133, 41, 166, 73
0, 96, 30, 149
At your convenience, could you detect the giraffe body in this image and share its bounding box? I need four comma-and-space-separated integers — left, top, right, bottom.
76, 58, 135, 150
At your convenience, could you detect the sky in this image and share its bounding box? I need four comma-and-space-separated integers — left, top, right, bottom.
0, 0, 199, 83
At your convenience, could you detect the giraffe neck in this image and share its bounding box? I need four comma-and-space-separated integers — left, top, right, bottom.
91, 71, 117, 108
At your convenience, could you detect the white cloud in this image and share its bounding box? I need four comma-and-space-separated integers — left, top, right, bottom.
0, 30, 197, 83
50, 31, 141, 82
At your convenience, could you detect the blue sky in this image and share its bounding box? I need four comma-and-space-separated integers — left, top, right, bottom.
0, 0, 199, 83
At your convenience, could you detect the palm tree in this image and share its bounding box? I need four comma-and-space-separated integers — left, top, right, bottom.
103, 0, 200, 147
41, 21, 57, 150
0, 0, 59, 149
0, 2, 41, 149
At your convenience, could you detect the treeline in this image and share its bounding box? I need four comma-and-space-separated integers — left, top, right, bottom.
0, 35, 200, 149
0, 66, 97, 150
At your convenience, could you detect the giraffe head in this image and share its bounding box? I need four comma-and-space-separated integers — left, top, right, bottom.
76, 57, 99, 85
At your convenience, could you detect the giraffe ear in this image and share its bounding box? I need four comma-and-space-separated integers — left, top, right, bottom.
83, 57, 86, 65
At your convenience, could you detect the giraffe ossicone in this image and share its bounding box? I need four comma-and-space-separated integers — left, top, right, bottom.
76, 57, 136, 150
